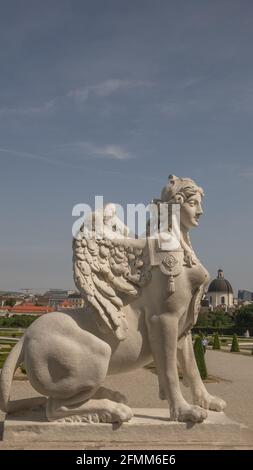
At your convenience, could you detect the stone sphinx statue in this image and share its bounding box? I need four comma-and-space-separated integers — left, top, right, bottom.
0, 175, 226, 424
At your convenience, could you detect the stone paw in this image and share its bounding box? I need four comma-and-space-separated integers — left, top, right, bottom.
55, 403, 133, 424
170, 403, 208, 423
109, 402, 133, 423
194, 393, 226, 412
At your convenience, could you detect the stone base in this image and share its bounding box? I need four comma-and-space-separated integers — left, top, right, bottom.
3, 407, 251, 445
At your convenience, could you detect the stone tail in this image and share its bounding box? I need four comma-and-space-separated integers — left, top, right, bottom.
0, 336, 24, 412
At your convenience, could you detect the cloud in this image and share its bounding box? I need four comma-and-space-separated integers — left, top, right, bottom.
0, 145, 163, 182
55, 141, 132, 160
0, 79, 154, 117
67, 79, 154, 102
102, 144, 130, 160
0, 141, 132, 176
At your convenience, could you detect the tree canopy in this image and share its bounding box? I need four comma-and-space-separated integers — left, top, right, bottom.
234, 305, 253, 327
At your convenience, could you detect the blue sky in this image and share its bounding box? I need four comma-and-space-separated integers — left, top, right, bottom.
0, 0, 253, 294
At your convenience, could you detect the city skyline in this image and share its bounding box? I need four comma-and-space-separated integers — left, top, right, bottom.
1, 1, 253, 293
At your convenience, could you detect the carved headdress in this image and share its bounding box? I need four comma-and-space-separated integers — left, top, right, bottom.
160, 175, 204, 204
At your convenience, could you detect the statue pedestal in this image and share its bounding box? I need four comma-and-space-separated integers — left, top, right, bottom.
3, 407, 251, 447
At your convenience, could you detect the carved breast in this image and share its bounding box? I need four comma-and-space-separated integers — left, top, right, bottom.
185, 260, 210, 291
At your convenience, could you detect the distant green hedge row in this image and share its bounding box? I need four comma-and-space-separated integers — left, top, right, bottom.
0, 315, 37, 328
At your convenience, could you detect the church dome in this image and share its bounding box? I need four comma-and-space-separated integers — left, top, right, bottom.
207, 269, 233, 294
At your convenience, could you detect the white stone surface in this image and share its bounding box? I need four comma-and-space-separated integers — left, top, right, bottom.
3, 408, 249, 444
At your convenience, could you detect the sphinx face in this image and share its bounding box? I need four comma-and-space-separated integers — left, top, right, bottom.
180, 192, 203, 230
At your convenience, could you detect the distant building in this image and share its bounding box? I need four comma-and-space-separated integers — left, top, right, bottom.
57, 293, 84, 310
57, 300, 73, 309
33, 289, 84, 310
67, 292, 84, 309
42, 289, 69, 308
206, 268, 234, 310
1, 303, 54, 317
238, 290, 253, 302
34, 295, 51, 307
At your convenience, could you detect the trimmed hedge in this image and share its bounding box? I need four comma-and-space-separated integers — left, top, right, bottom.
213, 333, 221, 350
0, 315, 36, 328
230, 334, 240, 353
194, 336, 208, 380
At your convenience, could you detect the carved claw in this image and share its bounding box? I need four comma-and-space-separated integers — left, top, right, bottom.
170, 403, 207, 423
193, 392, 226, 412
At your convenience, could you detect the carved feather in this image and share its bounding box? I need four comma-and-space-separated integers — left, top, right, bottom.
92, 276, 116, 298
73, 214, 151, 340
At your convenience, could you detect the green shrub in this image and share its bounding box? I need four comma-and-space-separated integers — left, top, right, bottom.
0, 315, 36, 328
230, 334, 240, 353
194, 336, 208, 380
213, 332, 221, 350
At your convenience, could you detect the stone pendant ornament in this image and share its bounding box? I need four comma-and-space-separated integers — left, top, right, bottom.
160, 253, 182, 294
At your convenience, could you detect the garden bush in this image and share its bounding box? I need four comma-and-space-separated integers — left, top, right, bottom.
212, 332, 221, 350
194, 336, 208, 380
230, 334, 240, 353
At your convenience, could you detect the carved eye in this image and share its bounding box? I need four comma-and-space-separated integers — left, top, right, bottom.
188, 200, 196, 207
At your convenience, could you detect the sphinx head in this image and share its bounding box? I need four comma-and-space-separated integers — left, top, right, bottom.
160, 175, 204, 231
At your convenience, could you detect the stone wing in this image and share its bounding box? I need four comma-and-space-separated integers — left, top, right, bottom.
73, 230, 151, 340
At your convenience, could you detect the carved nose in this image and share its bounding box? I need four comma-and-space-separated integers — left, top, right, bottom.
197, 205, 203, 215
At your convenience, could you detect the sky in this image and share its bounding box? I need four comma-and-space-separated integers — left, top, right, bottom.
0, 0, 253, 294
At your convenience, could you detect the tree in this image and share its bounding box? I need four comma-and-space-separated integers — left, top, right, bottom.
4, 298, 16, 307
196, 310, 234, 328
213, 332, 221, 350
230, 334, 240, 353
0, 315, 36, 328
211, 311, 234, 328
234, 305, 253, 328
194, 336, 208, 380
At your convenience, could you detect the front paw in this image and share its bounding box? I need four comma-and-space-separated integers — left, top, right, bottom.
170, 403, 207, 423
194, 393, 226, 412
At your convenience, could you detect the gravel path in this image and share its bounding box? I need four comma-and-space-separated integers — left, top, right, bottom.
0, 349, 252, 448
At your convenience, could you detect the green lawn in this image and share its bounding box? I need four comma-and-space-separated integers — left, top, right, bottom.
0, 347, 12, 352
0, 354, 8, 369
0, 330, 23, 337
